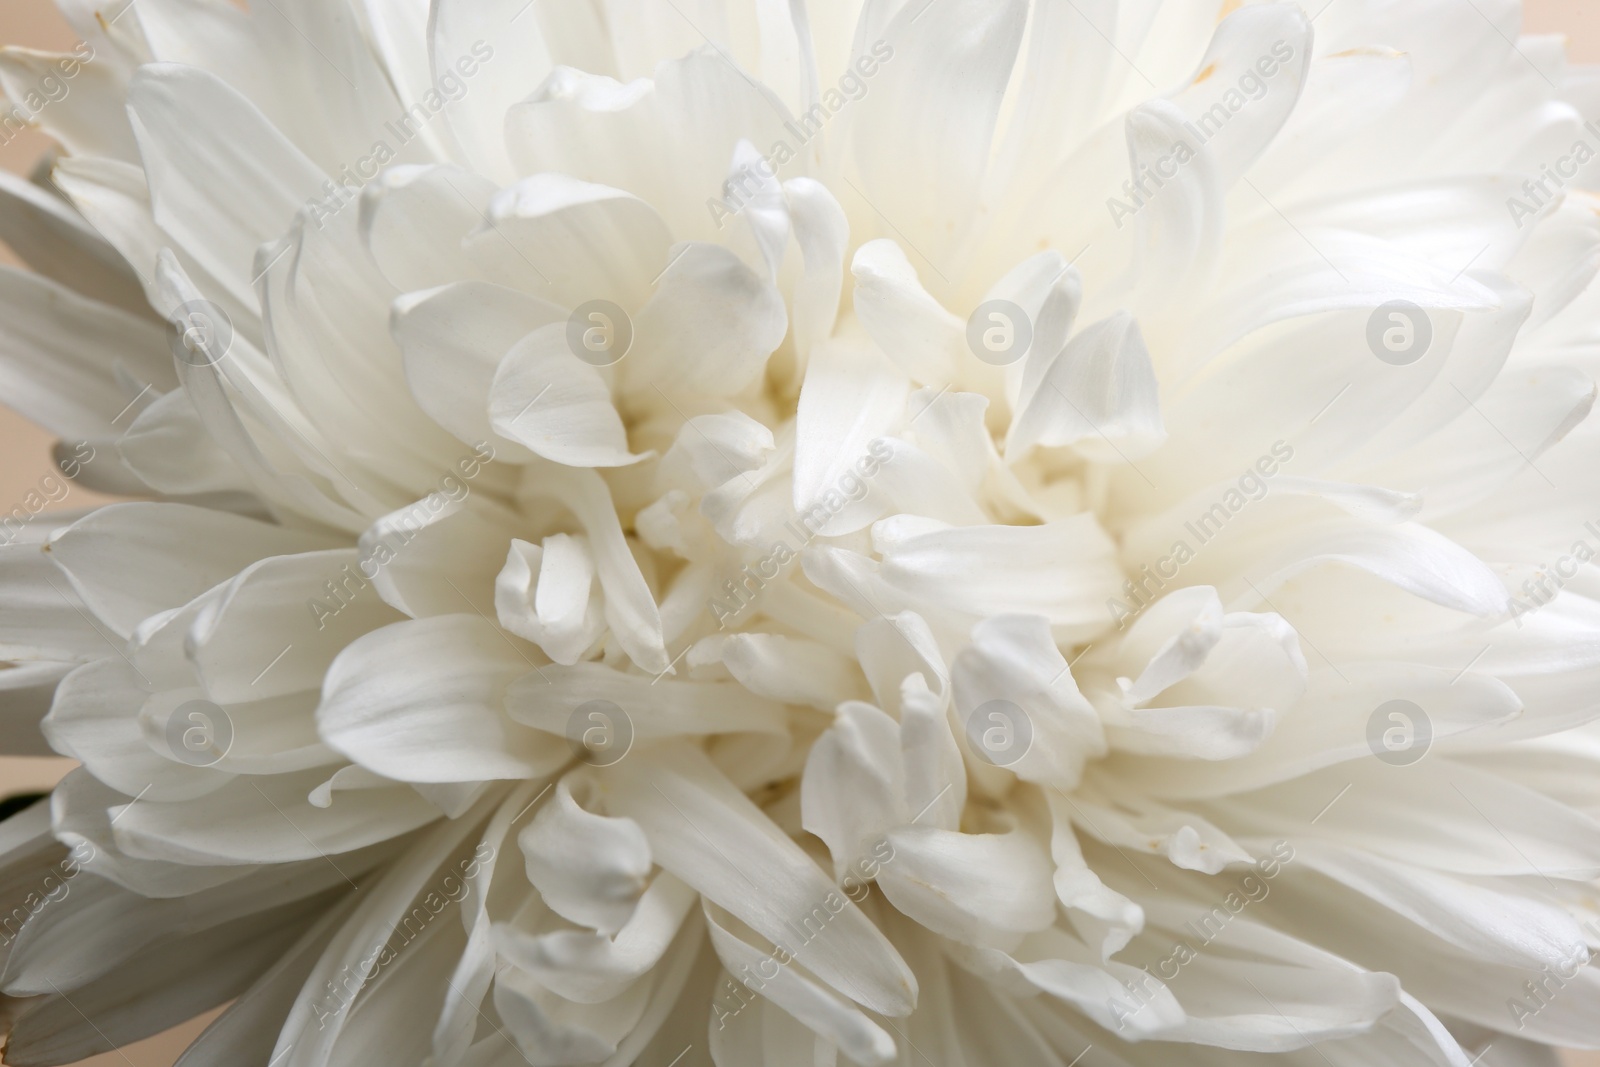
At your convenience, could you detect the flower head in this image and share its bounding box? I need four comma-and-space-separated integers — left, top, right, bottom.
2, 1, 1600, 1065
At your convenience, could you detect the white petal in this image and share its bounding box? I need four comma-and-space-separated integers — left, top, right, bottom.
601, 742, 917, 1016
874, 514, 1123, 637
494, 535, 605, 665
955, 928, 1185, 1037
393, 280, 564, 460
660, 410, 775, 493
117, 387, 256, 498
189, 549, 405, 703
358, 163, 496, 293
783, 177, 848, 374
854, 610, 948, 716
272, 800, 496, 1066
0, 266, 170, 440
495, 871, 698, 1005
877, 823, 1057, 944
49, 769, 255, 898
506, 51, 795, 242
725, 139, 789, 281
792, 330, 908, 535
703, 902, 897, 1067
1233, 509, 1512, 618
506, 662, 787, 742
0, 48, 137, 162
47, 503, 335, 637
1295, 842, 1591, 972
139, 0, 410, 176
110, 768, 437, 866
1123, 99, 1225, 303
625, 242, 788, 398
849, 0, 1026, 261
850, 239, 962, 385
43, 660, 228, 802
3, 891, 325, 1065
0, 168, 147, 315
719, 632, 869, 712
171, 898, 357, 1067
356, 484, 515, 621
1045, 792, 1144, 959
0, 539, 112, 661
465, 174, 672, 310
489, 324, 646, 467
429, 0, 553, 181
951, 614, 1106, 788
317, 615, 551, 783
520, 770, 651, 935
1068, 798, 1253, 874
1006, 311, 1166, 462
517, 460, 668, 673
126, 63, 324, 307
801, 701, 904, 878
1163, 3, 1312, 186
898, 674, 966, 832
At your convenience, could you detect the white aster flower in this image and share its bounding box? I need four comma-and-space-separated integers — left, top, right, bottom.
3, 0, 1600, 1065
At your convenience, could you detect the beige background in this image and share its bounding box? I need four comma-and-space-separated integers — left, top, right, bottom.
0, 0, 1597, 1063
